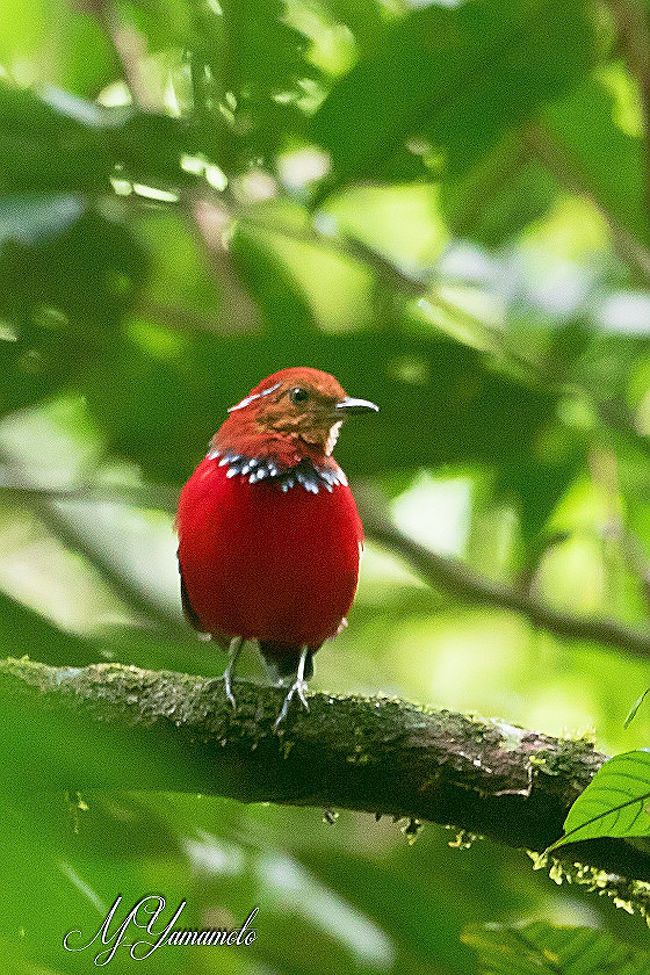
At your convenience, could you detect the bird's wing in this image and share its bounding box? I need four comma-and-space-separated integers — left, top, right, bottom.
177, 551, 231, 650
177, 551, 204, 632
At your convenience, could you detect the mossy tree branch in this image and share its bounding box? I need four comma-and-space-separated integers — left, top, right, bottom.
2, 656, 649, 883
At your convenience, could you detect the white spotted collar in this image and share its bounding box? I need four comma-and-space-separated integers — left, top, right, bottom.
206, 449, 348, 494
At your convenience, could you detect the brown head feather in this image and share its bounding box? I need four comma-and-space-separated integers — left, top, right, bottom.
214, 368, 350, 465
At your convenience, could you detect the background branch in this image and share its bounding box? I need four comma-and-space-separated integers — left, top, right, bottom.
97, 4, 261, 333
607, 0, 650, 228
4, 656, 650, 883
358, 495, 650, 661
523, 122, 650, 284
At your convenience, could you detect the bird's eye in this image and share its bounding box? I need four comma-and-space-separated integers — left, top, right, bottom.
289, 387, 309, 405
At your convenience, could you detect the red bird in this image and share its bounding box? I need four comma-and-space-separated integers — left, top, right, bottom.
176, 367, 378, 726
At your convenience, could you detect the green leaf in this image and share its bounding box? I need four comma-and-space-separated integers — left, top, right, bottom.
462, 920, 650, 974
544, 72, 650, 245
0, 197, 148, 417
548, 750, 650, 850
0, 590, 96, 667
184, 0, 316, 168
0, 82, 204, 194
440, 133, 558, 248
624, 688, 650, 729
312, 0, 595, 186
0, 83, 113, 193
0, 0, 113, 97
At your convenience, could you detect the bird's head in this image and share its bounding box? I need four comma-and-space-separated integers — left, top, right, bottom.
215, 367, 378, 461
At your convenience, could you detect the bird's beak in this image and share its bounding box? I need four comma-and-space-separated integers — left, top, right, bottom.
335, 396, 379, 415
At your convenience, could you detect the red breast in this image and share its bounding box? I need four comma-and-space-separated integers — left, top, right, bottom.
177, 455, 362, 648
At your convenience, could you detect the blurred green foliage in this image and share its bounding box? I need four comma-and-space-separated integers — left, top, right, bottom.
2, 0, 650, 970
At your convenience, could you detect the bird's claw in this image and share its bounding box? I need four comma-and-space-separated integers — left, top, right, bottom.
223, 672, 237, 711
273, 678, 309, 731
296, 681, 309, 710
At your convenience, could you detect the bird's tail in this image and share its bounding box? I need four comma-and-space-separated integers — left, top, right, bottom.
259, 641, 314, 681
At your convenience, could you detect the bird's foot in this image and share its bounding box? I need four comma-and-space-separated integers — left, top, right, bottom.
222, 635, 243, 712
273, 676, 310, 730
223, 669, 237, 711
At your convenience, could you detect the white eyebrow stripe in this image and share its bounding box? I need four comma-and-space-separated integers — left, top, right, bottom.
227, 381, 282, 412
